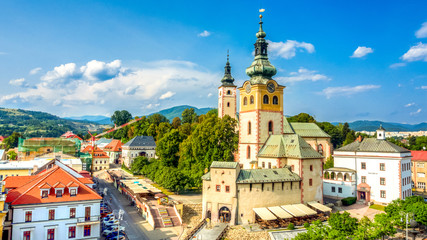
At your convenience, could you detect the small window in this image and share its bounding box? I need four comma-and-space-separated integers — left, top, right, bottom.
262, 162, 265, 168
380, 177, 386, 185
42, 190, 49, 198
309, 179, 313, 186
25, 211, 32, 222
247, 146, 251, 159
68, 226, 76, 239
23, 231, 31, 240
70, 189, 77, 196
47, 229, 55, 240
268, 162, 271, 169
227, 90, 231, 95
361, 176, 366, 183
380, 163, 385, 171
49, 209, 55, 220
263, 95, 269, 104
380, 190, 386, 198
83, 225, 91, 237
227, 102, 230, 107
250, 95, 254, 104
243, 97, 248, 105
70, 208, 76, 218
225, 186, 230, 193
310, 165, 313, 171
248, 122, 251, 135
216, 185, 220, 192
338, 187, 342, 193
272, 96, 278, 105
56, 189, 63, 198
268, 121, 273, 133
332, 187, 335, 192
361, 162, 366, 170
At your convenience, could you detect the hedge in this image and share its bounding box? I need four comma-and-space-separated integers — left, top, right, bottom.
341, 197, 357, 206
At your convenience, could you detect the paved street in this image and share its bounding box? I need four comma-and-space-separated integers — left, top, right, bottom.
97, 178, 150, 240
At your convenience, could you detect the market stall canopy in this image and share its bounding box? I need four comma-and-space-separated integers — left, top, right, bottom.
308, 201, 332, 212
293, 204, 317, 216
281, 204, 306, 217
253, 207, 277, 221
267, 206, 293, 219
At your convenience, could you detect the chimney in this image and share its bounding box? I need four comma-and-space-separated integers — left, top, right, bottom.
357, 135, 363, 143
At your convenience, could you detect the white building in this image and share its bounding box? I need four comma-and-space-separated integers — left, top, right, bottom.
3, 163, 102, 240
122, 136, 156, 168
325, 126, 412, 204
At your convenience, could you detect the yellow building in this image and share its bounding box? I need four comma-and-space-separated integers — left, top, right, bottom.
0, 159, 51, 180
411, 151, 427, 197
0, 181, 7, 239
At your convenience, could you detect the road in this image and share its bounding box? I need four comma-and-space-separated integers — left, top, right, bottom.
97, 178, 150, 240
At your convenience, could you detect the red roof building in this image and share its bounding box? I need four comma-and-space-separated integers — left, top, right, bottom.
61, 131, 83, 141
411, 151, 427, 196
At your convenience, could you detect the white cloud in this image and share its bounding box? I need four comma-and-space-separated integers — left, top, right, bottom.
207, 93, 213, 98
401, 42, 427, 62
268, 40, 315, 59
277, 68, 330, 83
322, 85, 380, 99
198, 30, 211, 37
405, 102, 415, 107
350, 46, 374, 58
159, 91, 176, 100
9, 78, 30, 88
0, 59, 219, 116
389, 63, 406, 68
29, 67, 42, 75
415, 22, 427, 38
421, 86, 427, 89
410, 108, 422, 116
146, 103, 160, 109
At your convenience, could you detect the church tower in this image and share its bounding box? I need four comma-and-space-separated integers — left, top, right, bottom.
237, 15, 286, 169
218, 52, 237, 119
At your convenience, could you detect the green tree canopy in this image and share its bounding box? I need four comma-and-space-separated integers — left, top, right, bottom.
111, 110, 133, 126
156, 129, 185, 167
182, 108, 198, 124
287, 113, 316, 123
171, 117, 182, 129
2, 132, 22, 149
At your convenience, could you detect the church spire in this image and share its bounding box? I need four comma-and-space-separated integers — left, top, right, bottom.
245, 13, 277, 84
221, 50, 235, 86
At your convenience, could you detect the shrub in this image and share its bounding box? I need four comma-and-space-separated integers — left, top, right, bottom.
341, 197, 357, 206
287, 222, 295, 230
303, 222, 310, 228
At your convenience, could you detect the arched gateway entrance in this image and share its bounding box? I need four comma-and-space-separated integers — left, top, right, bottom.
219, 206, 231, 223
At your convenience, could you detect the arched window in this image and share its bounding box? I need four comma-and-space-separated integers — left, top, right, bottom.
227, 102, 230, 107
263, 95, 269, 104
268, 121, 273, 133
227, 90, 231, 95
331, 172, 335, 179
243, 97, 248, 105
324, 172, 330, 179
272, 96, 278, 105
247, 146, 251, 159
250, 95, 254, 104
248, 121, 251, 135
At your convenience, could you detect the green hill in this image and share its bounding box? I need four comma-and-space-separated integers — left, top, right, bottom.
149, 105, 214, 121
0, 108, 105, 137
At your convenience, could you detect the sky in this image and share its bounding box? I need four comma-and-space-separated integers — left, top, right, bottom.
0, 0, 426, 124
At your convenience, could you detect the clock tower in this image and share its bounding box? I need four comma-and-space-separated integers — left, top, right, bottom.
237, 15, 286, 169
218, 52, 237, 119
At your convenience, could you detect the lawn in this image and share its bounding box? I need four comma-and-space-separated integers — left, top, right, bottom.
369, 204, 385, 211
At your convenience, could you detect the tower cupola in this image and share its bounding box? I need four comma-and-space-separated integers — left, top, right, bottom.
376, 124, 386, 140
245, 14, 277, 84
221, 51, 235, 86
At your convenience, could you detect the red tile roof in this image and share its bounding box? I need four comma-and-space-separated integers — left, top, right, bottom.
412, 151, 427, 161
78, 171, 91, 179
52, 182, 66, 188
67, 181, 80, 188
5, 166, 101, 205
4, 176, 37, 189
39, 183, 51, 189
81, 145, 109, 158
104, 139, 122, 152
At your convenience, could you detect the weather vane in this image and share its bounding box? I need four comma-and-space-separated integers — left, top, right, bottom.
259, 8, 265, 19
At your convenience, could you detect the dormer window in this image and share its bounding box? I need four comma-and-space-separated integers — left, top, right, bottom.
56, 189, 63, 197
42, 190, 49, 198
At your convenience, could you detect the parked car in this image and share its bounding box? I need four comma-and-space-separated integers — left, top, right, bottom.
104, 220, 119, 227
106, 232, 125, 240
103, 229, 125, 236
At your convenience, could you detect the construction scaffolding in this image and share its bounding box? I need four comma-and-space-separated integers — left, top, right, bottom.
18, 137, 81, 161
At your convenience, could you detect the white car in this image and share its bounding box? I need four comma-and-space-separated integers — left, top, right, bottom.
102, 227, 125, 236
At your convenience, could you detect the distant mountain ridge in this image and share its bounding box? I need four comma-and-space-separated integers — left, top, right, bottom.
148, 105, 214, 121
332, 120, 427, 132
65, 115, 112, 124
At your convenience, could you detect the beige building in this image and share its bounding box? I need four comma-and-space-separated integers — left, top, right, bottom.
411, 151, 427, 197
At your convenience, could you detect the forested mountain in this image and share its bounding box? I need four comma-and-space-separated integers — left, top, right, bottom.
0, 108, 105, 137
334, 120, 427, 132
150, 105, 214, 121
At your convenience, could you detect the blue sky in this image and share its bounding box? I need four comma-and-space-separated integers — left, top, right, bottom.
0, 0, 426, 123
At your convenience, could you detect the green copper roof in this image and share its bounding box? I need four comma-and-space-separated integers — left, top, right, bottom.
245, 16, 277, 84
221, 53, 235, 87
210, 161, 239, 169
335, 138, 410, 153
237, 168, 301, 183
258, 134, 323, 159
289, 123, 331, 138
283, 117, 295, 134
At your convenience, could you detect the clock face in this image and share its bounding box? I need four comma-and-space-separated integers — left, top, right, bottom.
245, 84, 251, 93
267, 83, 275, 93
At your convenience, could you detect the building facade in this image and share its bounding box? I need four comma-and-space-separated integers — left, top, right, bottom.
411, 151, 427, 197
3, 165, 102, 240
103, 139, 122, 164
122, 136, 156, 168
218, 53, 237, 119
332, 127, 412, 204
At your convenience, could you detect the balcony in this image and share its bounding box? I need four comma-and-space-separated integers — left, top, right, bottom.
77, 216, 100, 225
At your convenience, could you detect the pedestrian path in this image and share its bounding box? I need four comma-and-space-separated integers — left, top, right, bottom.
194, 223, 227, 240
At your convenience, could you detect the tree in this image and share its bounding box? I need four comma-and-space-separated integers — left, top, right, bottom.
2, 132, 22, 149
130, 156, 149, 173
328, 212, 358, 236
7, 150, 17, 160
372, 213, 396, 240
111, 110, 133, 126
171, 117, 182, 129
353, 217, 375, 240
287, 113, 316, 123
156, 129, 185, 167
324, 156, 334, 169
343, 131, 356, 146
148, 114, 169, 125
182, 108, 198, 124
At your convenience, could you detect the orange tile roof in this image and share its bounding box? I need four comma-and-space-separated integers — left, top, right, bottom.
78, 177, 94, 184
6, 166, 101, 205
52, 182, 66, 188
104, 139, 122, 152
39, 183, 51, 189
412, 151, 427, 161
4, 176, 37, 189
81, 145, 109, 158
67, 181, 80, 188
